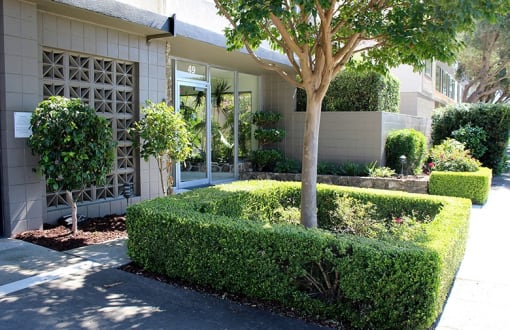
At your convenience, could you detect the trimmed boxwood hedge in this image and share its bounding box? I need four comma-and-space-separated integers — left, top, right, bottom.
429, 167, 492, 204
296, 70, 400, 112
126, 181, 471, 329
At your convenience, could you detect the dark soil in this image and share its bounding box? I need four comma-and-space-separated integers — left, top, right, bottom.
14, 214, 127, 251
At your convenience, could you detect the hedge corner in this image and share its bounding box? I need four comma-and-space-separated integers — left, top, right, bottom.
429, 167, 492, 204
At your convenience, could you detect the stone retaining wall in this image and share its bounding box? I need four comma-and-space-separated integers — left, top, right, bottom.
240, 172, 429, 194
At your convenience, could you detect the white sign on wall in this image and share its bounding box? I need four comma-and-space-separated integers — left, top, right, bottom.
14, 112, 32, 138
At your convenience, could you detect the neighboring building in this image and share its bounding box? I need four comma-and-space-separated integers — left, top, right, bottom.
390, 61, 464, 118
0, 0, 291, 236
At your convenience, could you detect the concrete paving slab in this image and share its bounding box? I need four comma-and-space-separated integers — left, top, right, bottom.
0, 239, 83, 286
0, 268, 328, 330
65, 237, 130, 268
435, 171, 510, 329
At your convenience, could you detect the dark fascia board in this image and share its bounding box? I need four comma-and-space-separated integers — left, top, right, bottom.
50, 0, 173, 34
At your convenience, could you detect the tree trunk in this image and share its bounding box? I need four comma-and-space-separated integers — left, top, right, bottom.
166, 157, 174, 195
65, 190, 78, 234
156, 157, 167, 196
300, 95, 322, 228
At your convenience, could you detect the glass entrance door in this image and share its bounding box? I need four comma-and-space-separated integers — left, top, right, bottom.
176, 81, 210, 188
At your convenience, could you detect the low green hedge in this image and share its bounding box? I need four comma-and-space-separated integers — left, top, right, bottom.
429, 167, 492, 204
126, 181, 471, 329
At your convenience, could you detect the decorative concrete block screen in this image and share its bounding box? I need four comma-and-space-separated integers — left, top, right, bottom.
42, 48, 138, 207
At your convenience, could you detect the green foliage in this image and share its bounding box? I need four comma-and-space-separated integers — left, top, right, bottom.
215, 0, 505, 74
451, 124, 488, 159
317, 161, 342, 175
429, 167, 492, 204
250, 149, 284, 172
339, 161, 370, 176
316, 160, 379, 176
28, 96, 116, 193
252, 111, 282, 126
323, 196, 385, 238
274, 158, 301, 173
296, 70, 400, 112
134, 100, 192, 163
127, 180, 471, 329
254, 128, 286, 145
132, 100, 192, 195
455, 13, 510, 103
428, 138, 481, 172
385, 129, 428, 175
368, 165, 397, 178
431, 103, 510, 174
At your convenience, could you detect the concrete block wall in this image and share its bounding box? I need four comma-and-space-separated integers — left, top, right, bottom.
0, 0, 167, 235
37, 11, 167, 223
1, 0, 43, 234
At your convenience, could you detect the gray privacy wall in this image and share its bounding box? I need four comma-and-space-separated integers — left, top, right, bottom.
260, 73, 431, 166
284, 111, 431, 165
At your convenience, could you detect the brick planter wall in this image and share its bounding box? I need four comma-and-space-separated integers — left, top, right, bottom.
240, 172, 429, 194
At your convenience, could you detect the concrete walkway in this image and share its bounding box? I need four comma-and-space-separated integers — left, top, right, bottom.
435, 170, 510, 329
1, 169, 509, 329
0, 237, 325, 329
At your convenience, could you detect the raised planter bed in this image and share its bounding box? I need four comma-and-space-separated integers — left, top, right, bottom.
240, 172, 429, 194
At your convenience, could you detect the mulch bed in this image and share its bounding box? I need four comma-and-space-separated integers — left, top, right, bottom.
14, 214, 127, 251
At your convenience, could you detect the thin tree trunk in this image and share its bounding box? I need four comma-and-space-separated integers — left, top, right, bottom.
166, 157, 174, 195
300, 95, 322, 228
156, 157, 166, 196
65, 190, 78, 234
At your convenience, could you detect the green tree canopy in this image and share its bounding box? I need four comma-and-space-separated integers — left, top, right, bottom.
214, 0, 508, 227
133, 100, 192, 196
28, 96, 116, 233
456, 13, 510, 103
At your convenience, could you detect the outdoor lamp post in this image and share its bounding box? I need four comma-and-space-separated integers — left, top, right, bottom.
399, 155, 407, 178
122, 182, 133, 206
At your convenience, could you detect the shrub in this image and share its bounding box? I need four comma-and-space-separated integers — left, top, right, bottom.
127, 181, 471, 329
368, 166, 396, 178
339, 161, 369, 176
274, 158, 301, 173
451, 124, 487, 159
428, 138, 481, 172
28, 96, 116, 233
385, 129, 428, 175
252, 111, 282, 126
317, 161, 342, 175
296, 70, 400, 112
250, 149, 284, 172
254, 128, 286, 145
431, 103, 510, 174
429, 167, 492, 204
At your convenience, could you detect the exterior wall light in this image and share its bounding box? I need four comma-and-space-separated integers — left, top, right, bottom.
399, 155, 407, 178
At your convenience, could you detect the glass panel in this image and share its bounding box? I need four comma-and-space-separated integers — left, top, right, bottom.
176, 60, 207, 81
211, 68, 235, 182
238, 73, 259, 173
179, 84, 208, 183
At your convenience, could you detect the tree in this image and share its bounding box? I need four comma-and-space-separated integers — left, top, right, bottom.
214, 0, 506, 228
133, 100, 192, 196
28, 96, 116, 234
456, 14, 510, 103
